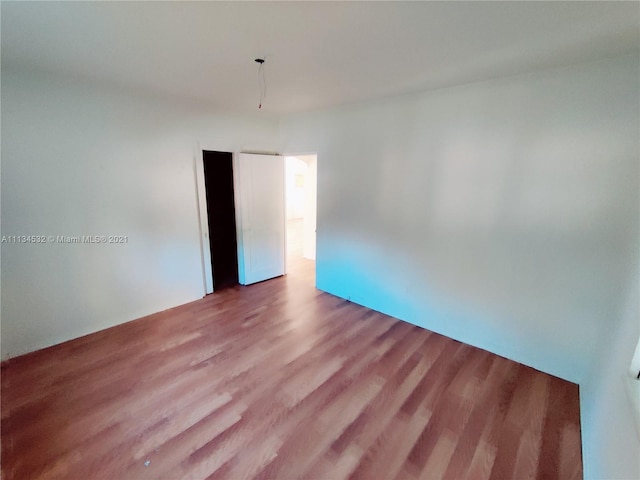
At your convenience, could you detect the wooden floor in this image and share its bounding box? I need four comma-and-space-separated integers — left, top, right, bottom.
1, 256, 583, 480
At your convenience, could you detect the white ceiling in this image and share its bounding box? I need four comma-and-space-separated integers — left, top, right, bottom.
2, 1, 638, 115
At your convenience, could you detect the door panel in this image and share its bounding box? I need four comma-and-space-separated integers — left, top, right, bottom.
235, 153, 285, 285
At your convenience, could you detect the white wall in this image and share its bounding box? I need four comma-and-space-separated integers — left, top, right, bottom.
581, 263, 640, 480
280, 54, 639, 384
1, 67, 278, 359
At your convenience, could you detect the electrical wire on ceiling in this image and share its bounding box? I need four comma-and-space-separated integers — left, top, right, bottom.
255, 58, 266, 109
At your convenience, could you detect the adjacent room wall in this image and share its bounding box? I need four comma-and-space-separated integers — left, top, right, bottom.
1, 67, 278, 359
280, 54, 639, 384
302, 156, 317, 261
285, 157, 307, 221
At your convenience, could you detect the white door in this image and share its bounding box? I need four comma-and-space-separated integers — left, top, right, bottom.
234, 153, 285, 285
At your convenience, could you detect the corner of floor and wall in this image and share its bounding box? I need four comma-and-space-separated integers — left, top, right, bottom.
3, 53, 639, 478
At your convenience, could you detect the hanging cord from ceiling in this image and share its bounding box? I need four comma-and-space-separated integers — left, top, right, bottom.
255, 58, 266, 109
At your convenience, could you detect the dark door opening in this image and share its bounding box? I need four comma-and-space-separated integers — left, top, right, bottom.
203, 150, 239, 290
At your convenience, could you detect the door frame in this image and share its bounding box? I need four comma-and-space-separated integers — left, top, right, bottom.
195, 142, 240, 296
194, 143, 214, 295
282, 151, 318, 264
194, 143, 285, 295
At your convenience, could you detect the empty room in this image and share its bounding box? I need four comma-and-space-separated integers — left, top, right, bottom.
2, 2, 639, 479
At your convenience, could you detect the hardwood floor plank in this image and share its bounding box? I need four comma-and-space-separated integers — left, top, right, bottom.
441, 356, 510, 480
1, 257, 583, 480
511, 375, 549, 479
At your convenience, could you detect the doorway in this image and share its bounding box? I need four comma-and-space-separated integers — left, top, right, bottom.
202, 150, 239, 290
285, 155, 317, 272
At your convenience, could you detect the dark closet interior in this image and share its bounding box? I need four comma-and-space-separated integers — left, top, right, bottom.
203, 150, 239, 290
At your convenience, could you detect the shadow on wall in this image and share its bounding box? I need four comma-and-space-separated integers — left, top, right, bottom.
317, 232, 598, 381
